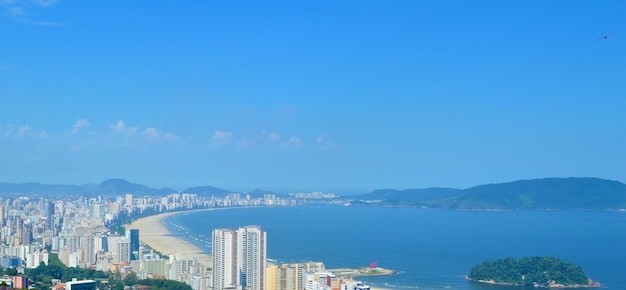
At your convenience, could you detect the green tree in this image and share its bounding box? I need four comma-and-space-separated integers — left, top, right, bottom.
123, 272, 138, 286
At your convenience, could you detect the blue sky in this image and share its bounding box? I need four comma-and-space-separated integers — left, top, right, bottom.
1, 1, 624, 193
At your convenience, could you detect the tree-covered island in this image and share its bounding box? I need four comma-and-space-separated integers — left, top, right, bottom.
467, 256, 601, 288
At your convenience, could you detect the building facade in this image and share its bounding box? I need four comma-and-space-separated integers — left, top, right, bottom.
212, 226, 267, 290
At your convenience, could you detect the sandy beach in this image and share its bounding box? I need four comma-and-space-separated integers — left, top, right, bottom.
127, 208, 396, 289
127, 209, 214, 266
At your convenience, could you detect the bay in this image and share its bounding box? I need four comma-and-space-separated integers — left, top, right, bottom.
163, 205, 626, 289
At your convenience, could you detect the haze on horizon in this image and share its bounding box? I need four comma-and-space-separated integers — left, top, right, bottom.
1, 1, 624, 193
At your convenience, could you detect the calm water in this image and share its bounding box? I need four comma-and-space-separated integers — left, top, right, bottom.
163, 205, 626, 289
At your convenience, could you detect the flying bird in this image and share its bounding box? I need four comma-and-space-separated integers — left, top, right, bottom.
597, 32, 613, 41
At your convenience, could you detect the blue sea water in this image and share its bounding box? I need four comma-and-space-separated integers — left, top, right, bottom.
162, 205, 626, 289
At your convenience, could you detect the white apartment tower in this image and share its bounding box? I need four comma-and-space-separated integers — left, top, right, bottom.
212, 225, 267, 290
125, 194, 133, 207
238, 225, 267, 290
213, 228, 237, 290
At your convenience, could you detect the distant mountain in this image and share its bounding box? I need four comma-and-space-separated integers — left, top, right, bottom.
355, 188, 461, 205
446, 177, 626, 210
351, 178, 626, 210
96, 178, 177, 196
247, 188, 289, 199
0, 182, 85, 197
0, 178, 248, 197
181, 185, 233, 196
0, 179, 178, 197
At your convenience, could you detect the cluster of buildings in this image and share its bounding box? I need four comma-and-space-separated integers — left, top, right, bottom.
211, 226, 371, 290
0, 191, 370, 290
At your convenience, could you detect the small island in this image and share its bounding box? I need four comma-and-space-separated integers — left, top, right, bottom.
467, 256, 601, 288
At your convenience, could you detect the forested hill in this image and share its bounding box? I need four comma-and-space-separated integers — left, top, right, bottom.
349, 177, 626, 210
467, 256, 600, 288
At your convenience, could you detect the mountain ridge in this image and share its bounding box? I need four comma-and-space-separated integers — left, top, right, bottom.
2, 177, 626, 210
0, 178, 285, 198
349, 177, 626, 210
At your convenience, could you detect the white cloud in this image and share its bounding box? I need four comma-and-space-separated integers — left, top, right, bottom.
7, 6, 22, 15
1, 125, 10, 138
1, 0, 62, 25
315, 134, 335, 151
18, 125, 29, 136
282, 136, 303, 149
141, 127, 179, 141
70, 118, 90, 135
14, 126, 30, 138
33, 0, 57, 7
237, 136, 257, 148
0, 124, 31, 138
268, 132, 280, 140
238, 130, 282, 149
234, 130, 306, 150
163, 133, 178, 140
260, 130, 280, 142
109, 120, 138, 135
142, 127, 159, 138
212, 130, 233, 141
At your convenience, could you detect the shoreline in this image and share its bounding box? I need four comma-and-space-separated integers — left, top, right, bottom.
465, 276, 602, 288
328, 267, 396, 278
127, 208, 232, 266
126, 207, 396, 289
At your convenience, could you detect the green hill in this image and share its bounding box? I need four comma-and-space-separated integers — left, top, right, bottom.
467, 256, 599, 287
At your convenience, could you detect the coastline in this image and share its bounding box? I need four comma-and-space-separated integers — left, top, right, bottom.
328, 267, 396, 278
465, 276, 602, 288
127, 208, 225, 267
126, 207, 396, 287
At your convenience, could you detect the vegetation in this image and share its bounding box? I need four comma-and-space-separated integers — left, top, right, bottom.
21, 253, 191, 290
25, 254, 109, 289
135, 278, 192, 290
467, 256, 596, 287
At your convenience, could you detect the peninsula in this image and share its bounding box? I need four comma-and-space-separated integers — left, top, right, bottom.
467, 256, 601, 288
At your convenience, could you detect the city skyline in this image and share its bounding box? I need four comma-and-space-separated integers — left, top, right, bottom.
1, 1, 624, 193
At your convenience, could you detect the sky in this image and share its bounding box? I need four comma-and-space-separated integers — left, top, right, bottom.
1, 1, 625, 193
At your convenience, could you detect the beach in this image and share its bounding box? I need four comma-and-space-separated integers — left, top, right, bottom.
127, 209, 213, 266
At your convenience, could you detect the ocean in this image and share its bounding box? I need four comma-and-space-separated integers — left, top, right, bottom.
162, 205, 626, 289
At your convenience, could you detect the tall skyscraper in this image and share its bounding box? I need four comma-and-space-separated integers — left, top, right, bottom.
129, 229, 139, 260
46, 201, 55, 231
238, 225, 267, 290
89, 202, 105, 222
212, 225, 267, 290
0, 199, 4, 227
125, 194, 133, 207
213, 228, 237, 290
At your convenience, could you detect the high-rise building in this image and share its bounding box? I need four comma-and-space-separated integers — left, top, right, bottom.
237, 226, 267, 290
212, 226, 267, 290
212, 228, 237, 290
89, 202, 105, 222
46, 200, 55, 231
0, 199, 4, 228
81, 234, 96, 266
108, 235, 130, 263
125, 194, 133, 207
129, 229, 139, 260
116, 239, 130, 263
